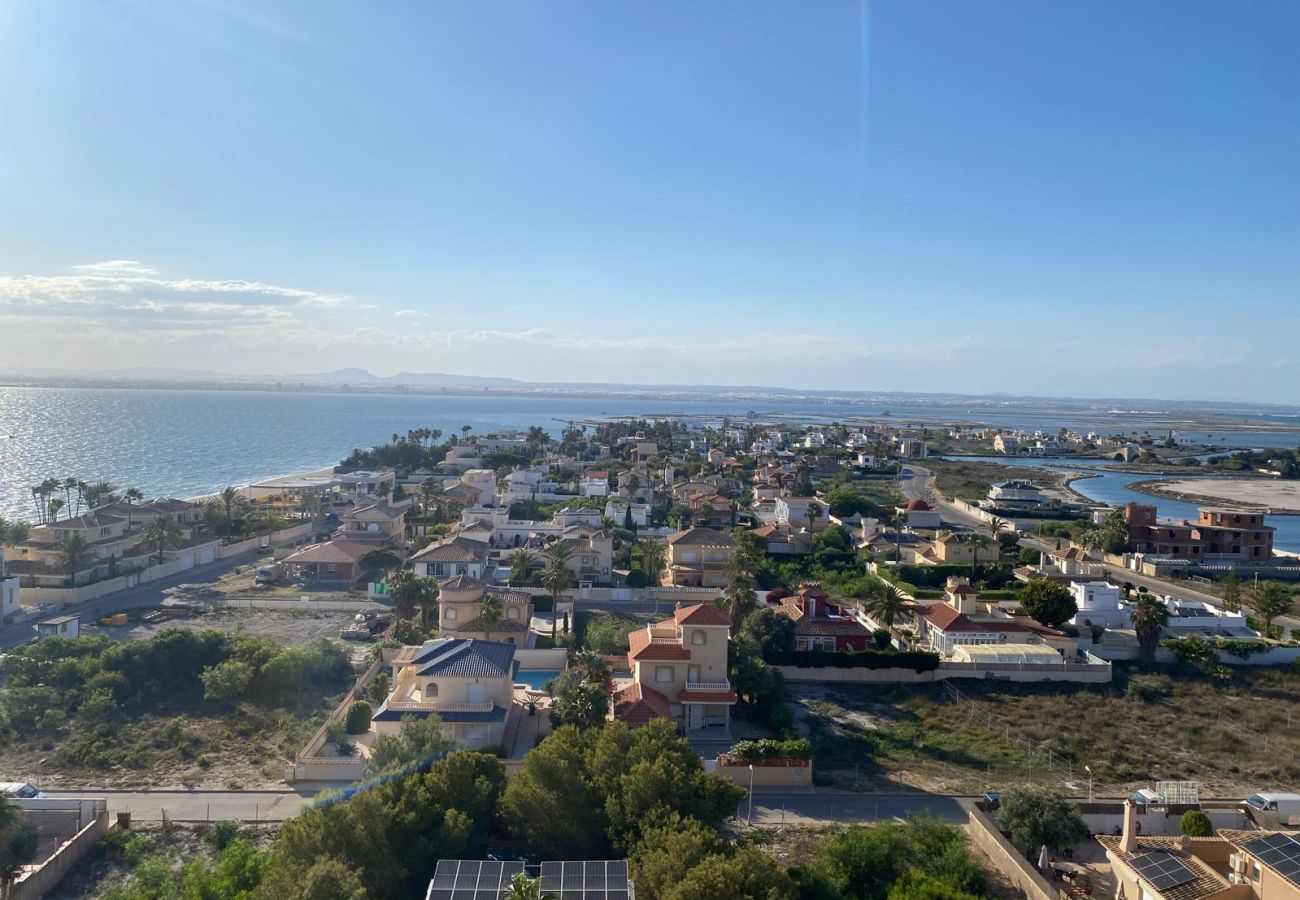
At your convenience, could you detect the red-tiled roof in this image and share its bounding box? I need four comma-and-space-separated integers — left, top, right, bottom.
627, 628, 692, 662
283, 540, 371, 565
947, 583, 978, 595
903, 499, 932, 511
612, 683, 671, 725
794, 618, 870, 637
678, 688, 737, 704
915, 604, 1064, 637
674, 603, 731, 627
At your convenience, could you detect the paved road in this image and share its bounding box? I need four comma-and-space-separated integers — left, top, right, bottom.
46, 787, 969, 826
45, 789, 313, 822
900, 466, 986, 530
1, 551, 261, 650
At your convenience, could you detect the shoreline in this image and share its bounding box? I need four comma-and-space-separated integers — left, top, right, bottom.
1125, 478, 1300, 516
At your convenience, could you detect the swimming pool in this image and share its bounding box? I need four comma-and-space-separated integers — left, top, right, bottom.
514, 669, 562, 691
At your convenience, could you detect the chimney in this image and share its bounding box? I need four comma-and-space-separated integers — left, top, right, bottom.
1121, 800, 1138, 853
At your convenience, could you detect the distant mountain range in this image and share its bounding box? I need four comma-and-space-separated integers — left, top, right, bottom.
3, 366, 1299, 414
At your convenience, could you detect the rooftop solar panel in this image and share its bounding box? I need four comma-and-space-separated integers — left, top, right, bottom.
1131, 851, 1196, 892
1243, 833, 1300, 885
429, 860, 631, 900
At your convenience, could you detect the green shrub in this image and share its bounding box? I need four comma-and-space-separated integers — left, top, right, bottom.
345, 700, 372, 734
625, 569, 648, 589
205, 819, 243, 851
1180, 810, 1213, 837
722, 737, 812, 762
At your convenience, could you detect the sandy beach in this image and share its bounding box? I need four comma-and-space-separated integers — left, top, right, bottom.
1130, 477, 1300, 513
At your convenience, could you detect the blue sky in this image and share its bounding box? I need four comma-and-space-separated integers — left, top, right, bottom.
0, 1, 1296, 400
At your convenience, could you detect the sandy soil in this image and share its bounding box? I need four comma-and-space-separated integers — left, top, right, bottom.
89, 607, 367, 650
1134, 477, 1300, 513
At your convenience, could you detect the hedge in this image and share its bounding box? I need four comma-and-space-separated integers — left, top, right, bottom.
722, 737, 812, 763
768, 648, 941, 672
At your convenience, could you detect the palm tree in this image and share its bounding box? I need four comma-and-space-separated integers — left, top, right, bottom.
570, 649, 611, 690
503, 872, 557, 900
248, 510, 288, 536
961, 531, 985, 575
890, 509, 908, 561
626, 474, 641, 499
55, 534, 95, 586
1131, 594, 1170, 663
420, 478, 438, 517
638, 538, 667, 587
864, 580, 908, 629
417, 582, 440, 630
507, 549, 534, 584
218, 486, 243, 522
0, 517, 30, 547
47, 497, 65, 523
478, 595, 504, 642
141, 515, 183, 563
122, 487, 144, 532
987, 515, 1006, 542
806, 500, 823, 533
62, 477, 79, 516
1251, 582, 1295, 636
8, 521, 29, 546
541, 542, 574, 643
83, 480, 118, 509
386, 569, 423, 622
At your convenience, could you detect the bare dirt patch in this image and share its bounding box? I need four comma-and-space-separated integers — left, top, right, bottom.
1132, 477, 1300, 513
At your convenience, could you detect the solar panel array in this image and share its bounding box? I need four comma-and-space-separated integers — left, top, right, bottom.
1130, 850, 1196, 892
427, 860, 525, 900
540, 860, 631, 900
426, 860, 631, 900
1243, 832, 1300, 885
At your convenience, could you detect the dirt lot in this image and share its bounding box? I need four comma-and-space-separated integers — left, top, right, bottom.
88, 606, 370, 656
790, 667, 1300, 799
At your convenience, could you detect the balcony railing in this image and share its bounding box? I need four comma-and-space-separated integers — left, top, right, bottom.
683, 681, 731, 692
384, 699, 495, 713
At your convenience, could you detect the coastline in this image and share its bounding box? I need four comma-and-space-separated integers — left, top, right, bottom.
184, 465, 340, 507
1125, 478, 1300, 516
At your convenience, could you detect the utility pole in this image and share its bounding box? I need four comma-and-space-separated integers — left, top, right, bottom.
746, 764, 755, 825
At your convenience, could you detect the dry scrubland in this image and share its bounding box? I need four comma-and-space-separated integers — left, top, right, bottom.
793, 667, 1300, 798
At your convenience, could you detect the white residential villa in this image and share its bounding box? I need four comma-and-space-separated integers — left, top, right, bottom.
373, 637, 517, 749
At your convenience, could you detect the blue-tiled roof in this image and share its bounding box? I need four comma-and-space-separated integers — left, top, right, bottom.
372, 704, 506, 724
411, 638, 516, 679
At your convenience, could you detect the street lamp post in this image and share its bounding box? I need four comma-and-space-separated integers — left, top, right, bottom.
746, 764, 755, 825
1085, 764, 1093, 802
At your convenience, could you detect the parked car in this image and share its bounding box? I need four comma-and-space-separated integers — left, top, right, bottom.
1, 782, 46, 799
255, 563, 286, 585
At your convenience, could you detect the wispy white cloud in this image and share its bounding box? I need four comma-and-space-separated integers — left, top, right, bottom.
71, 260, 159, 276
0, 262, 347, 325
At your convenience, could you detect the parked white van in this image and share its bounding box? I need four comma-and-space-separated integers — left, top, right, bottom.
1246, 792, 1300, 825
